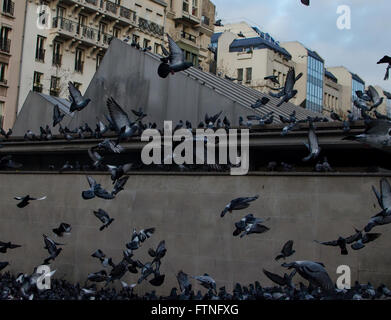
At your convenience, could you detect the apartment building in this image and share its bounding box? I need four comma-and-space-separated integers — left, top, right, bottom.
0, 0, 26, 130
0, 0, 213, 127
327, 66, 365, 118
280, 41, 325, 114
323, 70, 342, 118
212, 22, 293, 94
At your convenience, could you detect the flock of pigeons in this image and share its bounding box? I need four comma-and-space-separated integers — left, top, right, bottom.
1, 14, 391, 298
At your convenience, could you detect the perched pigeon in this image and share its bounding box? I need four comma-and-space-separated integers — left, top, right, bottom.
0, 127, 12, 139
192, 274, 217, 292
282, 261, 334, 293
177, 270, 192, 293
93, 209, 115, 231
68, 82, 91, 112
14, 195, 46, 208
264, 75, 280, 85
158, 34, 193, 78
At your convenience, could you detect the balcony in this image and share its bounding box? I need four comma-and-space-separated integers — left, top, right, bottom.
35, 48, 46, 62
175, 11, 200, 26
33, 83, 43, 93
0, 39, 11, 54
138, 18, 164, 38
52, 17, 114, 49
181, 31, 196, 43
52, 54, 62, 67
2, 0, 14, 16
50, 88, 60, 97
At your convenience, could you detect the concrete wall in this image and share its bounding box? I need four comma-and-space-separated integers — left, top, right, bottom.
1, 172, 390, 295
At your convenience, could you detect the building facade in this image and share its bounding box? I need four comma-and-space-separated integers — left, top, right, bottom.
327, 66, 365, 118
280, 41, 325, 114
323, 70, 342, 118
2, 0, 214, 128
0, 0, 26, 130
212, 22, 293, 94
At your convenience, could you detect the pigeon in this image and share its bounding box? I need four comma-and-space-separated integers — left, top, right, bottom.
59, 161, 73, 173
68, 82, 91, 112
123, 35, 130, 43
107, 260, 129, 284
374, 110, 391, 121
177, 271, 192, 293
148, 240, 167, 263
250, 97, 270, 109
93, 209, 115, 231
282, 261, 334, 293
111, 176, 129, 196
303, 122, 321, 162
87, 271, 108, 283
351, 233, 381, 251
0, 155, 22, 169
52, 223, 71, 237
192, 274, 217, 292
0, 241, 21, 254
158, 34, 193, 78
263, 269, 296, 288
264, 75, 280, 85
301, 0, 310, 6
42, 234, 64, 265
233, 214, 269, 237
106, 97, 138, 143
364, 214, 391, 232
106, 164, 133, 182
247, 112, 274, 126
131, 108, 147, 120
343, 120, 391, 150
240, 222, 270, 238
269, 67, 303, 107
0, 127, 12, 139
371, 178, 391, 216
53, 105, 65, 127
14, 195, 47, 208
224, 75, 237, 81
91, 249, 106, 260
377, 55, 391, 80
0, 262, 9, 272
367, 86, 384, 110
205, 111, 223, 128
82, 176, 115, 200
275, 240, 295, 261
330, 112, 342, 122
24, 130, 36, 141
314, 235, 354, 255
97, 139, 124, 154
221, 195, 259, 217
214, 19, 223, 27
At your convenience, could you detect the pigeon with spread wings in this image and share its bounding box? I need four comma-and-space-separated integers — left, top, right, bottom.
158, 34, 193, 78
68, 82, 91, 112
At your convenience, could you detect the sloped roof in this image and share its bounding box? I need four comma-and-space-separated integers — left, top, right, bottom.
211, 32, 223, 43
325, 70, 338, 83
229, 37, 292, 60
351, 73, 365, 85
38, 93, 73, 116
307, 49, 324, 63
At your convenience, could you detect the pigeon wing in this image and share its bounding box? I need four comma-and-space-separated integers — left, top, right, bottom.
380, 178, 391, 211
167, 34, 185, 67
263, 269, 287, 286
106, 97, 131, 132
68, 82, 83, 104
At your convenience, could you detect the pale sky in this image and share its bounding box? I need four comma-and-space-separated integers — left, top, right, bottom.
212, 0, 391, 92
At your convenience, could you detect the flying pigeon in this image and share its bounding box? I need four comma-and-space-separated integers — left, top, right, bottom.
269, 67, 303, 107
0, 241, 21, 254
42, 234, 64, 265
82, 176, 115, 200
68, 82, 91, 112
377, 55, 391, 80
53, 105, 65, 127
52, 223, 72, 237
303, 122, 321, 162
158, 34, 193, 78
14, 195, 46, 208
93, 209, 115, 231
221, 196, 259, 217
275, 240, 296, 260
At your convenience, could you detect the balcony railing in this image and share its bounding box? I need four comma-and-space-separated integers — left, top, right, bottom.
85, 0, 98, 5
52, 54, 62, 66
0, 39, 11, 53
50, 88, 60, 97
33, 84, 43, 93
2, 0, 14, 16
35, 48, 46, 62
138, 18, 164, 37
181, 31, 196, 43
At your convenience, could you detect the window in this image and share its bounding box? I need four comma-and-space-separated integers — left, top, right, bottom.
237, 68, 243, 82
0, 26, 11, 53
143, 38, 150, 49
132, 34, 139, 44
35, 36, 46, 62
52, 41, 62, 66
113, 27, 121, 38
183, 0, 189, 12
56, 5, 65, 18
0, 63, 7, 84
96, 54, 104, 70
192, 0, 198, 16
0, 101, 3, 128
154, 43, 160, 54
75, 48, 84, 73
73, 82, 82, 91
77, 14, 87, 35
33, 71, 43, 93
246, 67, 252, 83
50, 76, 60, 97
2, 0, 14, 16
